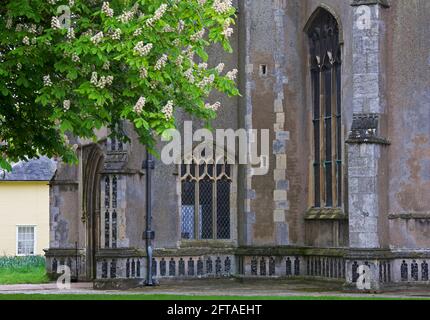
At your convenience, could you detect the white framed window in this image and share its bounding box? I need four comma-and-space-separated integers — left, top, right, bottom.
16, 225, 36, 256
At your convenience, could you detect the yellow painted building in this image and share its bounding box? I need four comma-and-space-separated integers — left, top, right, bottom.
0, 158, 56, 256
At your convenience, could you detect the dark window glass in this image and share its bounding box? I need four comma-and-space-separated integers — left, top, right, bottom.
180, 162, 232, 240
308, 9, 342, 208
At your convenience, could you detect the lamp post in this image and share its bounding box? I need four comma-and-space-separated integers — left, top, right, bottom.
143, 148, 155, 286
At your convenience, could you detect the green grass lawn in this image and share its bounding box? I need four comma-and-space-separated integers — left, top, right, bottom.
0, 256, 50, 285
0, 294, 428, 300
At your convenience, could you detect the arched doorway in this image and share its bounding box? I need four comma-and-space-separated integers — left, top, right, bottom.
82, 143, 104, 280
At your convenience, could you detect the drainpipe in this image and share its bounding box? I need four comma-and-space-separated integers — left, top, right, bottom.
143, 148, 155, 286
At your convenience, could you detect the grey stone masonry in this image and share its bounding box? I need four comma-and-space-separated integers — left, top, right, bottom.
347, 1, 389, 249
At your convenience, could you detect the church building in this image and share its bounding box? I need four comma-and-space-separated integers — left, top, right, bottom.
45, 0, 430, 290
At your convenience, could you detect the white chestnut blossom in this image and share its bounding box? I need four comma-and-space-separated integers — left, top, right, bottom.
43, 75, 53, 87
215, 63, 225, 74
90, 72, 98, 85
90, 72, 114, 89
63, 100, 71, 111
28, 24, 37, 34
162, 100, 174, 120
118, 10, 134, 23
6, 17, 13, 29
102, 61, 110, 70
198, 63, 208, 70
197, 74, 215, 88
226, 68, 238, 80
97, 75, 114, 89
91, 32, 104, 44
111, 28, 122, 40
184, 69, 195, 84
15, 23, 25, 32
205, 101, 221, 112
102, 2, 114, 17
190, 29, 205, 42
139, 67, 148, 79
177, 20, 185, 33
155, 54, 168, 70
67, 27, 75, 40
222, 26, 234, 37
162, 25, 174, 33
134, 42, 153, 56
71, 54, 80, 63
51, 16, 61, 30
146, 4, 168, 27
133, 28, 142, 36
213, 0, 233, 14
22, 36, 30, 46
134, 97, 146, 114
175, 55, 184, 67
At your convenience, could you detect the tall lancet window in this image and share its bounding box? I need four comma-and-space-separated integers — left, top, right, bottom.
103, 175, 118, 248
308, 9, 342, 208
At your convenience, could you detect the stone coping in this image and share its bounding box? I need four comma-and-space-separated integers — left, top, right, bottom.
305, 207, 348, 220
388, 213, 430, 220
45, 247, 430, 260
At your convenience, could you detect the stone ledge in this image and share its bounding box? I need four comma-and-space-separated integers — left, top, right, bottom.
388, 213, 430, 220
49, 180, 79, 186
345, 248, 393, 259
155, 246, 236, 257
346, 137, 391, 145
236, 246, 347, 257
96, 248, 146, 258
351, 0, 390, 8
305, 208, 348, 220
179, 240, 237, 249
345, 248, 430, 260
44, 248, 85, 257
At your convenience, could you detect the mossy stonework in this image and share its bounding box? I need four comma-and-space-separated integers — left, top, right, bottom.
45, 0, 430, 291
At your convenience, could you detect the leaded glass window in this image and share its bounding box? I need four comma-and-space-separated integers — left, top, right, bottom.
180, 161, 232, 240
103, 175, 119, 248
308, 9, 342, 208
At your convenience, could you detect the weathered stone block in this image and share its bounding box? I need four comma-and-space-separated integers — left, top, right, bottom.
276, 131, 290, 141
273, 140, 286, 154
276, 112, 285, 124
276, 154, 287, 169
274, 190, 287, 201
275, 200, 289, 210
274, 169, 286, 180
274, 209, 285, 223
276, 179, 289, 190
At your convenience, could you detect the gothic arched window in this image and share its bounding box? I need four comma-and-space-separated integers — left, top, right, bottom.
180, 158, 233, 240
307, 9, 342, 208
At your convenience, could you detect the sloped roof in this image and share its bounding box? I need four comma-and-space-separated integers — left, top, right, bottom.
0, 157, 57, 181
